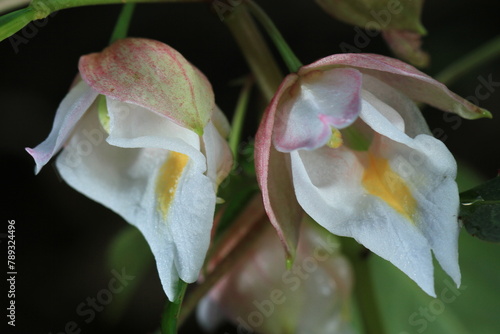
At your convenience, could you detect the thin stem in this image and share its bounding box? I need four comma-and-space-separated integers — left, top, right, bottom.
229, 76, 254, 159
225, 7, 283, 102
161, 280, 188, 334
435, 35, 500, 86
245, 0, 303, 73
109, 3, 136, 44
341, 237, 386, 334
0, 0, 205, 42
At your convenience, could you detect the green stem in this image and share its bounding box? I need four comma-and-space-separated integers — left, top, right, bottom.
435, 35, 500, 86
109, 3, 136, 44
229, 76, 254, 159
161, 280, 188, 334
0, 0, 205, 42
245, 0, 303, 73
341, 237, 386, 334
225, 7, 283, 102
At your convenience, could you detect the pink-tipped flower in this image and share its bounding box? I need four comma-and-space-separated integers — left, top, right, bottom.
26, 38, 233, 301
197, 218, 354, 334
256, 53, 491, 296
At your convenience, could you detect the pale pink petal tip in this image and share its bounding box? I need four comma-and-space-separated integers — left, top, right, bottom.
274, 68, 362, 152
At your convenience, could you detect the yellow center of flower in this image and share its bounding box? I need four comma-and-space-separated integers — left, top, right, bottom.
155, 151, 190, 219
362, 153, 417, 222
327, 127, 343, 149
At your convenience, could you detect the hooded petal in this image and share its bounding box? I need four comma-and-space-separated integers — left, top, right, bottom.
299, 53, 491, 119
255, 74, 304, 261
290, 93, 460, 296
26, 80, 98, 174
79, 38, 214, 135
273, 68, 362, 152
56, 103, 215, 301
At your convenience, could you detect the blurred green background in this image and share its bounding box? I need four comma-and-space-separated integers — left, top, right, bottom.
1, 0, 499, 333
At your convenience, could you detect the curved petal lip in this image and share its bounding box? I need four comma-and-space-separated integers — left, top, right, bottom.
298, 53, 491, 120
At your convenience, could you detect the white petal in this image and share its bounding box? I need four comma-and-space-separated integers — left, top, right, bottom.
56, 106, 215, 300
26, 80, 98, 174
360, 99, 460, 287
362, 74, 431, 137
274, 68, 362, 152
211, 106, 231, 139
202, 121, 233, 188
106, 98, 206, 172
291, 96, 460, 295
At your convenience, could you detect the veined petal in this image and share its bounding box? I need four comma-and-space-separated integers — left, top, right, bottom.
290, 95, 460, 296
26, 80, 98, 174
274, 68, 362, 152
300, 53, 491, 119
56, 105, 215, 301
255, 74, 304, 261
79, 38, 215, 135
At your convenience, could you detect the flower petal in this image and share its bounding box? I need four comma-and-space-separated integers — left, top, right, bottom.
290, 95, 460, 295
79, 38, 215, 135
300, 53, 491, 119
255, 74, 304, 261
202, 120, 233, 188
273, 68, 362, 152
361, 74, 431, 137
105, 98, 206, 172
56, 105, 215, 301
26, 80, 98, 174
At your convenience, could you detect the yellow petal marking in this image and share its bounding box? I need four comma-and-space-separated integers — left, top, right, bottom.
362, 153, 417, 223
156, 151, 190, 219
327, 127, 343, 149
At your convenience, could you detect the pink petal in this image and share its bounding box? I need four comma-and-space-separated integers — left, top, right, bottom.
300, 53, 491, 119
79, 38, 214, 135
255, 74, 304, 261
274, 68, 362, 152
26, 80, 98, 174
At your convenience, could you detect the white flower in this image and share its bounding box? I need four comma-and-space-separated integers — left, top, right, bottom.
27, 38, 232, 301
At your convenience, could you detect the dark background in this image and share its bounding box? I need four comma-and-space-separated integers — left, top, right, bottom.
1, 1, 499, 333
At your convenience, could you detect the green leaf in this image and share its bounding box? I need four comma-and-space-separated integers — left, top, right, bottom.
105, 225, 154, 323
316, 0, 426, 34
0, 8, 35, 43
460, 176, 500, 242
